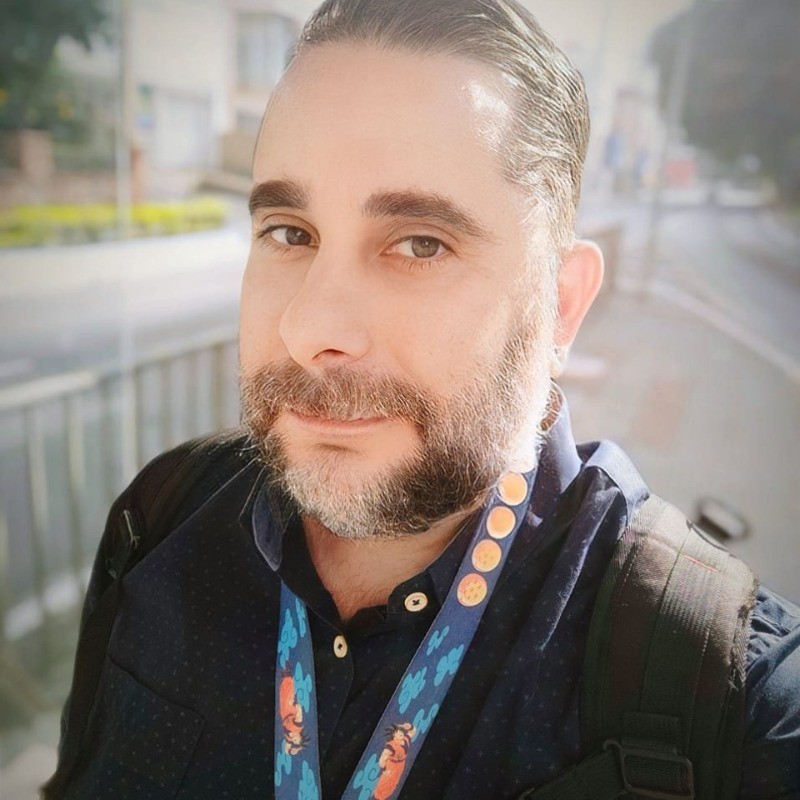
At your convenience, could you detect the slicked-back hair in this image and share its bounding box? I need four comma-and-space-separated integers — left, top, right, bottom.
289, 0, 590, 252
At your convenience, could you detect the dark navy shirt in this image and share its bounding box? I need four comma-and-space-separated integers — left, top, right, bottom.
64, 404, 800, 799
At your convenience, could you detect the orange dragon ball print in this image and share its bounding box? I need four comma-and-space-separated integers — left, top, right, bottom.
278, 669, 307, 755
471, 539, 502, 573
372, 723, 418, 800
498, 472, 528, 506
486, 506, 516, 539
457, 573, 488, 607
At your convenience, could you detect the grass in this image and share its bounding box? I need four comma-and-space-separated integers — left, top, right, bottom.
0, 197, 228, 248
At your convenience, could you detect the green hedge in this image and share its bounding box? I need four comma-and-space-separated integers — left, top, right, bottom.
0, 197, 228, 248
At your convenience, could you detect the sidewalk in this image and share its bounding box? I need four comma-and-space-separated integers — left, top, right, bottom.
564, 287, 799, 602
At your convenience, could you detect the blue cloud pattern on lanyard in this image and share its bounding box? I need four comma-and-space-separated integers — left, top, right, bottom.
398, 668, 428, 713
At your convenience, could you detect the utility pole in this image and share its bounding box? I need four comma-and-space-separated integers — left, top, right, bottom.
642, 0, 703, 291
114, 0, 138, 482
115, 0, 134, 241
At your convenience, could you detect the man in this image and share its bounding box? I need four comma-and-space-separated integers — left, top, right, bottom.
45, 1, 799, 798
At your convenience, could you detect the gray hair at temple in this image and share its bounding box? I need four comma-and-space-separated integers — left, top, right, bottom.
288, 0, 590, 253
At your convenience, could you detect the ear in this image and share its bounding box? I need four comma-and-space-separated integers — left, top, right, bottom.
555, 239, 604, 351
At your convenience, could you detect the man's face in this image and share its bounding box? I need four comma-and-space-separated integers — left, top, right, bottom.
240, 45, 559, 540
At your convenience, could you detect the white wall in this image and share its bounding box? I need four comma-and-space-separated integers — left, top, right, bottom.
130, 0, 231, 169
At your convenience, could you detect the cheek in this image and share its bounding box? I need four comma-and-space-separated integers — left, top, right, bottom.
392, 302, 464, 387
397, 292, 516, 391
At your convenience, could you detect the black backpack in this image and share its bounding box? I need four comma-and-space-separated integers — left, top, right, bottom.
40, 432, 757, 799
523, 495, 756, 800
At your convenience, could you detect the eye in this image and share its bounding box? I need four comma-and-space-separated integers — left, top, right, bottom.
392, 236, 447, 259
259, 225, 313, 246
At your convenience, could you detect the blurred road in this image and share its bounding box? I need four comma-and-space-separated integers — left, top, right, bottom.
0, 228, 249, 388
580, 198, 800, 373
665, 207, 800, 361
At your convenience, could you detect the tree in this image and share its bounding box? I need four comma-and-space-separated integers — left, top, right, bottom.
649, 0, 800, 201
0, 0, 111, 130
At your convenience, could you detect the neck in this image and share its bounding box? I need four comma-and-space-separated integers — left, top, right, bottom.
302, 502, 483, 625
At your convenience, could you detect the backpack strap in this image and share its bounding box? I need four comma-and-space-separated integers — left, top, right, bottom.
40, 430, 256, 798
520, 495, 757, 800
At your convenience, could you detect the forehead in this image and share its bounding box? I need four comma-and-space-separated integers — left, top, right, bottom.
254, 44, 518, 207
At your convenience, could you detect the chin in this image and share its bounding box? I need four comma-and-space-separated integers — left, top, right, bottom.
279, 466, 392, 541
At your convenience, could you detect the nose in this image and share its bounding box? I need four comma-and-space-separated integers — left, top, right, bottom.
278, 249, 372, 371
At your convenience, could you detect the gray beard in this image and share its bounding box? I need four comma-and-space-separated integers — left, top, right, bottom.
240, 322, 554, 541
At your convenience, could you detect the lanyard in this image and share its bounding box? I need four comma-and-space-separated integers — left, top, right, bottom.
274, 468, 535, 800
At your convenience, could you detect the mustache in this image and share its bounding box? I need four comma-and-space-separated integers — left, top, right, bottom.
241, 361, 438, 426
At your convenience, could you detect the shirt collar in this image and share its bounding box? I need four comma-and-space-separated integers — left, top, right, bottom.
241, 469, 290, 572
529, 391, 582, 522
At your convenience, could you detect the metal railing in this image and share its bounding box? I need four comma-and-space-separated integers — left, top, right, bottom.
0, 326, 239, 718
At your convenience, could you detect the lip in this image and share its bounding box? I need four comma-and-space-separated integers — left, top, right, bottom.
287, 410, 388, 434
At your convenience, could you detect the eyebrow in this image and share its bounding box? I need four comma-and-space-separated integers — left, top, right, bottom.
362, 190, 494, 242
248, 179, 309, 216
249, 181, 493, 242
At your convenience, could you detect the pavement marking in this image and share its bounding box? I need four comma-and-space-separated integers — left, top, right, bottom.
646, 280, 800, 386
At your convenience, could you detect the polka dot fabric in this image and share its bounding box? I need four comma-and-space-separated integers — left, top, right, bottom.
57, 408, 800, 798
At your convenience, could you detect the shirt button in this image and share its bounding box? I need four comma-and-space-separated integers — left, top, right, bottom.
333, 634, 348, 658
404, 592, 429, 612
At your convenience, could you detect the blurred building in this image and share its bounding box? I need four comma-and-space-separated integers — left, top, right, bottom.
4, 0, 317, 205
527, 0, 691, 192
4, 0, 692, 206
118, 0, 317, 197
